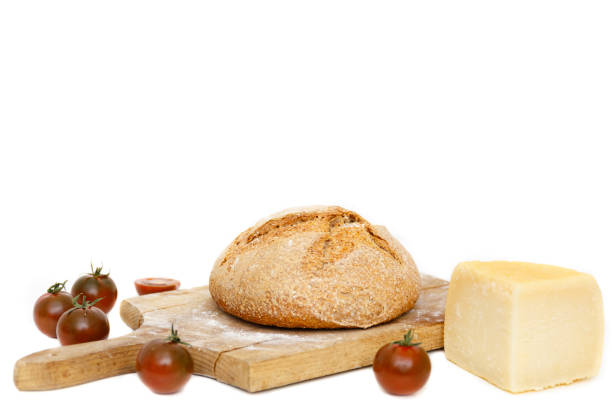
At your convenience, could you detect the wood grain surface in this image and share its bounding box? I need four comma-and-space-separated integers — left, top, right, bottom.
14, 274, 448, 392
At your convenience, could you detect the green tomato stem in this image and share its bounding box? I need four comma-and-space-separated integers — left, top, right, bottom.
392, 329, 422, 347
89, 262, 110, 277
47, 280, 68, 294
167, 322, 191, 346
72, 293, 104, 309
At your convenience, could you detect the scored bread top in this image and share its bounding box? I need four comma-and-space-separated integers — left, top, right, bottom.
209, 206, 421, 328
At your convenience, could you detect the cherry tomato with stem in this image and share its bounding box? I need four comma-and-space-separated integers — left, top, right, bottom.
33, 281, 73, 338
136, 323, 194, 394
56, 294, 110, 345
373, 330, 431, 395
71, 263, 118, 313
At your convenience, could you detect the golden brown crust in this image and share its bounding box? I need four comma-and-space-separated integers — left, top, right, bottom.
209, 206, 421, 328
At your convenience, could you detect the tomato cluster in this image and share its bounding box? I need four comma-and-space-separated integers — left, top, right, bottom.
33, 263, 117, 343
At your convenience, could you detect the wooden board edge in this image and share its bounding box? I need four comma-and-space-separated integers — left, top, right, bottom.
120, 286, 210, 329
213, 351, 252, 391
189, 346, 219, 378
120, 299, 142, 330
221, 322, 444, 392
14, 335, 149, 391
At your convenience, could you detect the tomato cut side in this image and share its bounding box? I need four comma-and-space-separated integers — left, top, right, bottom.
135, 278, 180, 295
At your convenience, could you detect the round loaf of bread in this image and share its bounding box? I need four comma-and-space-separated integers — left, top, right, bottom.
209, 206, 421, 329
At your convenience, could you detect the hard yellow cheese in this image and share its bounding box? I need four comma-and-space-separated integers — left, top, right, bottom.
444, 261, 604, 393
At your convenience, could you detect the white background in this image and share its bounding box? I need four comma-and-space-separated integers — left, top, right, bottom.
1, 1, 610, 407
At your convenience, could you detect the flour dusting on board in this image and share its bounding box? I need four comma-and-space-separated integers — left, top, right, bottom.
141, 299, 327, 350
138, 275, 446, 352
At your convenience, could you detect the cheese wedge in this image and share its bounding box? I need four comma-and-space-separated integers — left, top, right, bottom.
444, 261, 604, 393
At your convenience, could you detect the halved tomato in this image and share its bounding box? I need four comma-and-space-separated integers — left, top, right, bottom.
135, 278, 181, 295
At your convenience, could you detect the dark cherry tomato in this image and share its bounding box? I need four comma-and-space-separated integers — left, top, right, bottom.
33, 281, 73, 338
136, 324, 193, 394
71, 263, 118, 313
373, 330, 431, 395
56, 294, 110, 345
134, 278, 181, 295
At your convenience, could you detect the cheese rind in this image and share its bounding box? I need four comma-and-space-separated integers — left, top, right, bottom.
444, 261, 604, 393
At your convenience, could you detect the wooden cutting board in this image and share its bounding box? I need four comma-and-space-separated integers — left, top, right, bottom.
14, 274, 448, 392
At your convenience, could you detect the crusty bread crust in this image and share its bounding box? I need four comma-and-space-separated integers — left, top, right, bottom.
209, 206, 421, 328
